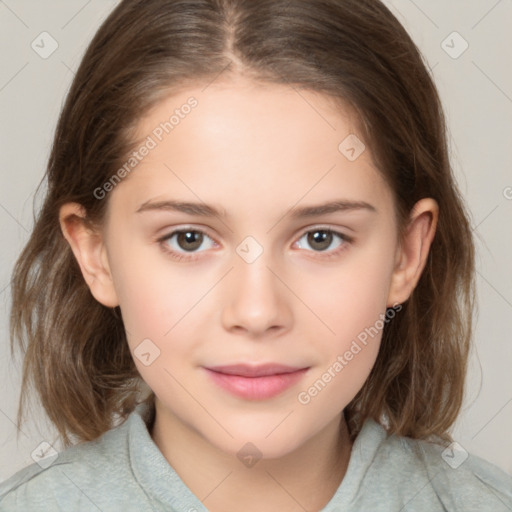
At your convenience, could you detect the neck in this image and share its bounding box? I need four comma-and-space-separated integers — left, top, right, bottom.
150, 400, 353, 512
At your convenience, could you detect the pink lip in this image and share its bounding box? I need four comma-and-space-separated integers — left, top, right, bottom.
204, 364, 309, 400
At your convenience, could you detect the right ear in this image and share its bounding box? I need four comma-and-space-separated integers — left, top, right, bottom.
59, 203, 119, 308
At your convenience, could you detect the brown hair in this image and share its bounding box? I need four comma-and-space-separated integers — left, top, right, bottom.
10, 0, 475, 447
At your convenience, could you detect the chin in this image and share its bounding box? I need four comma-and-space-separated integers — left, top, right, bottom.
213, 431, 306, 462
205, 413, 320, 461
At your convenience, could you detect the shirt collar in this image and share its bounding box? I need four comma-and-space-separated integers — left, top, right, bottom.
126, 401, 387, 511
127, 401, 209, 510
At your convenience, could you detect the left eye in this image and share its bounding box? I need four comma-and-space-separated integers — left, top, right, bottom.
295, 229, 348, 253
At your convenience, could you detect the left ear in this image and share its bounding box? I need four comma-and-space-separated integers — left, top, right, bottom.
387, 198, 439, 306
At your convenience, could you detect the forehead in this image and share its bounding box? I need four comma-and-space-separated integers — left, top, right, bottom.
107, 78, 392, 220
137, 77, 363, 160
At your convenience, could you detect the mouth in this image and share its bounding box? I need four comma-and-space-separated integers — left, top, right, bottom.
203, 364, 309, 400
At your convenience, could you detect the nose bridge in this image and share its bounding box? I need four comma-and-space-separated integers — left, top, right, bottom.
234, 236, 281, 305
221, 235, 291, 334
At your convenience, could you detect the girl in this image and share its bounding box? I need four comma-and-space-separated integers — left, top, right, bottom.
1, 0, 511, 510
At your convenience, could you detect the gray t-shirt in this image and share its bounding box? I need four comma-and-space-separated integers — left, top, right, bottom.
1, 402, 511, 511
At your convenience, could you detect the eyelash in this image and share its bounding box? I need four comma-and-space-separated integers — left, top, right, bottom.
157, 226, 353, 262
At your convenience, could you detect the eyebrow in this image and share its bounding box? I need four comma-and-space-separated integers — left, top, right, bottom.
135, 199, 377, 218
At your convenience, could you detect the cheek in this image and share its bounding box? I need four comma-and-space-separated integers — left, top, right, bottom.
294, 268, 390, 420
305, 240, 396, 348
293, 236, 396, 408
116, 262, 200, 397
112, 249, 213, 397
296, 340, 379, 432
111, 241, 206, 338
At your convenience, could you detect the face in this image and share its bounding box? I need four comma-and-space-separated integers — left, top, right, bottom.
99, 77, 402, 458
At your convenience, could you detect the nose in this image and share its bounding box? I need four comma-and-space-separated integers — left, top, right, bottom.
220, 249, 293, 338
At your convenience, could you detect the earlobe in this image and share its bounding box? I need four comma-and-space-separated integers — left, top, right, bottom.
59, 203, 119, 308
387, 198, 439, 306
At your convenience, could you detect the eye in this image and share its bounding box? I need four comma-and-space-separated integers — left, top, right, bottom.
159, 228, 216, 261
295, 228, 351, 257
158, 226, 352, 262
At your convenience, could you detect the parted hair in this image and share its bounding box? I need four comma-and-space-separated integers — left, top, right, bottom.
10, 0, 475, 447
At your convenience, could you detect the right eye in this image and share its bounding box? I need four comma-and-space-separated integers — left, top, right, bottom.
158, 228, 217, 261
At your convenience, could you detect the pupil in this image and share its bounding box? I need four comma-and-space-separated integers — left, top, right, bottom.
309, 230, 331, 251
178, 231, 202, 251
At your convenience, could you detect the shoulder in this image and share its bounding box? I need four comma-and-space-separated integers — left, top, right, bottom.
359, 419, 512, 511
0, 408, 153, 511
412, 436, 512, 510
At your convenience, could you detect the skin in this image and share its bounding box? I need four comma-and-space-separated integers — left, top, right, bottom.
60, 76, 438, 512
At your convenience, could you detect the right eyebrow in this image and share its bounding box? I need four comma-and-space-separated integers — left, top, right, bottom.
136, 200, 227, 218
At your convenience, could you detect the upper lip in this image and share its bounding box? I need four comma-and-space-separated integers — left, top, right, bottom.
205, 364, 307, 377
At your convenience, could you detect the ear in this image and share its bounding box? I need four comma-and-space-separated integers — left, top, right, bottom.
59, 203, 119, 308
387, 198, 439, 306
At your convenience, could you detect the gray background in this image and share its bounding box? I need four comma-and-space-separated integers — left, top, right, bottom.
1, 0, 511, 481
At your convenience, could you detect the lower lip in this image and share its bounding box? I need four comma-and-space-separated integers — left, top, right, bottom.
204, 368, 309, 400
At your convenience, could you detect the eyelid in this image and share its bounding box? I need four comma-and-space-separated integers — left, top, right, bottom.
155, 224, 217, 243
157, 224, 351, 243
297, 224, 352, 238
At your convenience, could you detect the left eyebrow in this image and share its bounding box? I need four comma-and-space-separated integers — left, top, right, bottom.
289, 200, 377, 218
